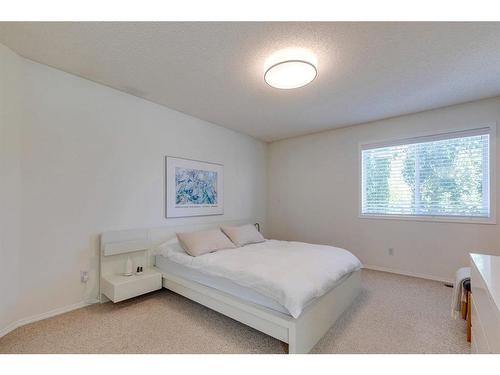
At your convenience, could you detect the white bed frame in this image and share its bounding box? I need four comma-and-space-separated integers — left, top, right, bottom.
162, 269, 360, 354
100, 220, 361, 354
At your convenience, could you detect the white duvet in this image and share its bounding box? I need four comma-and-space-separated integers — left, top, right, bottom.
158, 239, 361, 318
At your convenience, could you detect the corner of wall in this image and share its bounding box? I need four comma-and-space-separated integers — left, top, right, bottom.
0, 43, 23, 335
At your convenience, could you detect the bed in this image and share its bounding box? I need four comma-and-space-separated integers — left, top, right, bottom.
100, 221, 361, 354
155, 237, 361, 354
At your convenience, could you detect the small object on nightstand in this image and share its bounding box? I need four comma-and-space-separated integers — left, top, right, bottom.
124, 256, 133, 276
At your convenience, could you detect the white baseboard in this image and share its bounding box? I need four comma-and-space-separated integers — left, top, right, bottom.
0, 299, 99, 339
363, 264, 454, 284
0, 321, 20, 340
0, 267, 453, 339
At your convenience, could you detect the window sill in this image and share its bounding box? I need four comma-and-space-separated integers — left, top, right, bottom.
359, 214, 496, 225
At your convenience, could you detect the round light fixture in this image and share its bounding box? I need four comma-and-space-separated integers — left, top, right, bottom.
264, 59, 317, 89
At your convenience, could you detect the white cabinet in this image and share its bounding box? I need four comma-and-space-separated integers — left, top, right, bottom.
101, 268, 162, 303
100, 228, 162, 303
470, 253, 500, 354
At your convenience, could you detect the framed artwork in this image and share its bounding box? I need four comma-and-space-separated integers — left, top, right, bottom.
165, 156, 224, 218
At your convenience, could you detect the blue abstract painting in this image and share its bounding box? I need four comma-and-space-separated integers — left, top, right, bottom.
175, 167, 218, 205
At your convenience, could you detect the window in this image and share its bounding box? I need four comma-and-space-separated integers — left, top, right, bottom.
361, 128, 492, 220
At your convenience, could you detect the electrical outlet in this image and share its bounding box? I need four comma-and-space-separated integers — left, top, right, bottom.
388, 248, 394, 256
80, 270, 89, 283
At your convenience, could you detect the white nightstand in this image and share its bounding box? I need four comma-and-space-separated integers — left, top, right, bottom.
100, 229, 163, 303
101, 268, 162, 303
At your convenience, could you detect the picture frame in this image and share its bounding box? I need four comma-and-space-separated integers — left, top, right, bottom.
165, 156, 224, 218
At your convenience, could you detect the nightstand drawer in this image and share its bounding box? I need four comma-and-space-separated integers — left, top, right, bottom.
101, 269, 162, 303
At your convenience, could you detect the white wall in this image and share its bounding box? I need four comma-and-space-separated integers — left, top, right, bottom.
1, 44, 268, 332
0, 44, 22, 333
268, 98, 500, 282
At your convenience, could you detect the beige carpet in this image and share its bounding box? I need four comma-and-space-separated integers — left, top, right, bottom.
0, 269, 470, 354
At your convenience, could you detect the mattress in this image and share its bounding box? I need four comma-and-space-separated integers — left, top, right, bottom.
155, 254, 291, 315
155, 239, 361, 318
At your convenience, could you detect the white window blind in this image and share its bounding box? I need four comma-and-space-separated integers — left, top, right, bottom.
361, 128, 490, 218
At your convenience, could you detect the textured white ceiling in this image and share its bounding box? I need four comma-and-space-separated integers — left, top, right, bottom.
1, 22, 500, 141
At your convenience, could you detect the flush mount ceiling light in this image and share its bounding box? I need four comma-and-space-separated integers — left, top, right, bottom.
264, 60, 317, 89
263, 48, 318, 89
264, 47, 319, 90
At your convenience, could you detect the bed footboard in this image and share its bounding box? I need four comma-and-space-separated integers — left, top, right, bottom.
160, 269, 361, 354
288, 270, 361, 353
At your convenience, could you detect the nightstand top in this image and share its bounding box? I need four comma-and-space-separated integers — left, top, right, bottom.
102, 267, 161, 286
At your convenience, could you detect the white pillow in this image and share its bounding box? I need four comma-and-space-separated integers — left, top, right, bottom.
176, 229, 236, 257
221, 224, 265, 247
156, 236, 183, 255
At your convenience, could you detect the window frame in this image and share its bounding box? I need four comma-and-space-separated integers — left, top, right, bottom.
358, 124, 497, 225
